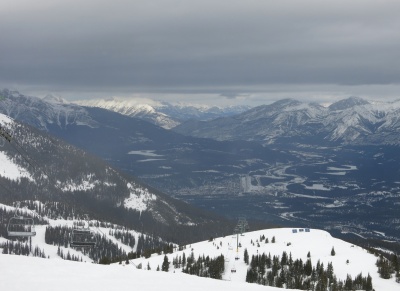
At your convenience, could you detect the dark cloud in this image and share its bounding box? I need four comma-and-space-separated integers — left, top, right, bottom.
219, 92, 251, 100
1, 0, 400, 104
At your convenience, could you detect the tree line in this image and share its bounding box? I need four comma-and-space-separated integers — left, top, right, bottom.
44, 225, 173, 263
1, 240, 46, 258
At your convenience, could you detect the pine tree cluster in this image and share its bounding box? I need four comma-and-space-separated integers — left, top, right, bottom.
45, 225, 126, 262
56, 246, 82, 262
246, 251, 373, 290
376, 254, 400, 282
181, 252, 225, 279
0, 198, 76, 222
44, 225, 173, 263
109, 229, 136, 248
136, 234, 174, 258
1, 241, 46, 258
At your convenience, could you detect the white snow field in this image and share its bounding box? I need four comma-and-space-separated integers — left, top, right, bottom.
132, 228, 399, 290
1, 227, 399, 290
0, 252, 275, 291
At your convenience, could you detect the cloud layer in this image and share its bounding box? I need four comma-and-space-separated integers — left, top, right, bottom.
1, 0, 400, 104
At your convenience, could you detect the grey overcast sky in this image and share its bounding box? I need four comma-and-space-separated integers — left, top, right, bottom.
1, 0, 400, 106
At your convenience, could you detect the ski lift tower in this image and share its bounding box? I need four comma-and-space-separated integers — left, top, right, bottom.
233, 217, 249, 258
235, 217, 249, 235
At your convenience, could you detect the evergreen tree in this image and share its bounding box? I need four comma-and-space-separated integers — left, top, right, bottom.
246, 268, 258, 283
162, 255, 170, 272
366, 273, 373, 291
331, 247, 336, 256
344, 274, 353, 290
305, 259, 312, 276
244, 248, 249, 265
377, 255, 393, 279
99, 256, 111, 265
281, 251, 288, 266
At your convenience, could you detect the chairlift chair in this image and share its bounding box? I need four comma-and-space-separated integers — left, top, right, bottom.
7, 216, 36, 237
70, 225, 97, 248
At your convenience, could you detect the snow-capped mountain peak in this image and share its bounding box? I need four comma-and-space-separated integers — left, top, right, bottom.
173, 97, 400, 146
42, 94, 69, 104
74, 97, 251, 129
328, 96, 370, 111
0, 89, 98, 130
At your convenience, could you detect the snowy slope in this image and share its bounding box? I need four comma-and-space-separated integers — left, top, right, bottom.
0, 112, 12, 125
0, 112, 159, 214
74, 98, 181, 129
1, 225, 398, 290
0, 202, 144, 262
1, 203, 278, 291
0, 253, 278, 291
0, 114, 33, 181
131, 228, 399, 290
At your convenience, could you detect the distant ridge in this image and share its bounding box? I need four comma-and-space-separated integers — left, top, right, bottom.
173, 97, 400, 145
74, 97, 250, 129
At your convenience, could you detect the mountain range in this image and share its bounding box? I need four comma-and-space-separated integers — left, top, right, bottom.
4, 89, 400, 147
173, 97, 400, 146
75, 97, 250, 129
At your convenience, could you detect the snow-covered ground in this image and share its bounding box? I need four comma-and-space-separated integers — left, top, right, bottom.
1, 227, 399, 290
0, 200, 398, 290
0, 253, 276, 291
132, 228, 399, 290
